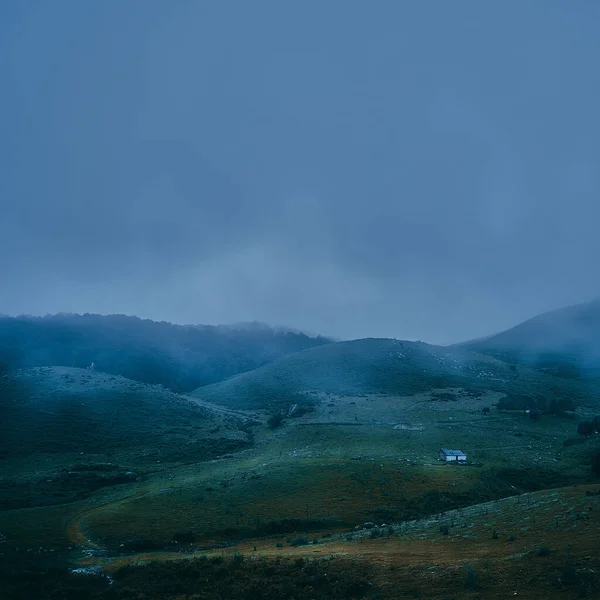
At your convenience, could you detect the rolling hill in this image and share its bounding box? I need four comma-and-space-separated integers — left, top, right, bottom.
0, 366, 250, 461
190, 337, 599, 412
0, 313, 331, 392
460, 298, 600, 378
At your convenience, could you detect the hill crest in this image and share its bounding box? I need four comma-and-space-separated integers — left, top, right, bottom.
191, 337, 595, 412
0, 313, 332, 392
460, 298, 600, 377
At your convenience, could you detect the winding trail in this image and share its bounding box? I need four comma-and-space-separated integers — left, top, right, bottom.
66, 489, 155, 549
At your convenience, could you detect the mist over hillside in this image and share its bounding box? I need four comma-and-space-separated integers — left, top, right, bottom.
0, 366, 250, 462
0, 313, 331, 392
461, 299, 600, 379
191, 337, 597, 413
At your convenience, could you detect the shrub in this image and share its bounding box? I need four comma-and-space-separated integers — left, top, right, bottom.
290, 537, 309, 547
267, 412, 284, 429
275, 542, 283, 548
463, 563, 478, 590
561, 558, 578, 586
440, 524, 450, 535
577, 421, 595, 437
0, 553, 378, 600
536, 546, 550, 556
172, 531, 196, 544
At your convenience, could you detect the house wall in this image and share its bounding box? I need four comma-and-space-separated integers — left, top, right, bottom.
440, 453, 467, 461
441, 454, 456, 461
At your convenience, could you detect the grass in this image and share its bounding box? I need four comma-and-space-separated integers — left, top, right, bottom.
4, 312, 600, 598
0, 367, 250, 462
45, 484, 600, 599
191, 338, 600, 412
2, 386, 597, 552
2, 371, 600, 598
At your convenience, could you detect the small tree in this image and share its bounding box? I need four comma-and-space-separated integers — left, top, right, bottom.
267, 412, 284, 429
577, 421, 595, 438
290, 537, 309, 547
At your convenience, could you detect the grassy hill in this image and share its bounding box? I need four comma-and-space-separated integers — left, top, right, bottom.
0, 313, 331, 392
460, 299, 600, 379
0, 366, 253, 510
0, 366, 250, 462
5, 483, 600, 600
190, 338, 600, 412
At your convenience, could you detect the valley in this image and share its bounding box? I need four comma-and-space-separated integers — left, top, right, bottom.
2, 377, 599, 598
1, 312, 600, 598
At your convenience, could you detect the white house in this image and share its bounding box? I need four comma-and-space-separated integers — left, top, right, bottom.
439, 448, 467, 462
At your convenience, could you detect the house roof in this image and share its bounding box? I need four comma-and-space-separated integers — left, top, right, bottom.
440, 448, 466, 456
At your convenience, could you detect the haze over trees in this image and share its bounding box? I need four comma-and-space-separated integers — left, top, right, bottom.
0, 314, 331, 392
2, 304, 600, 599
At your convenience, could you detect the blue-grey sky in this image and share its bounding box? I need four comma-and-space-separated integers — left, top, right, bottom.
1, 1, 600, 344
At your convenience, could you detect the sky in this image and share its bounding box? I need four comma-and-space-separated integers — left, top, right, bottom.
1, 1, 600, 345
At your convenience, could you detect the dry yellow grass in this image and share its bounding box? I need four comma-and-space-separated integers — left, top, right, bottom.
78, 484, 600, 599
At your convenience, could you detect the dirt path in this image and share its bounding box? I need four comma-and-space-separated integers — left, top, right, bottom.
75, 483, 600, 576
66, 489, 155, 548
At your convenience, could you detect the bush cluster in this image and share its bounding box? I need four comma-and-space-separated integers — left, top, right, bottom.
0, 555, 377, 600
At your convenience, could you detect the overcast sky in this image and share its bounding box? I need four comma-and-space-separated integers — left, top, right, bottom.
1, 1, 599, 344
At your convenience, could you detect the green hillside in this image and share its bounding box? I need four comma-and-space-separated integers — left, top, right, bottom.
191, 338, 599, 412
0, 366, 249, 461
0, 314, 331, 392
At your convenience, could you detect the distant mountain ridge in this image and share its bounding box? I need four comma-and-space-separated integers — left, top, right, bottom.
460, 299, 600, 378
0, 313, 332, 392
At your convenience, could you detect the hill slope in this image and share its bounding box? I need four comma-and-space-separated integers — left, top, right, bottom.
461, 299, 600, 378
0, 313, 331, 392
190, 338, 599, 412
0, 366, 250, 461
